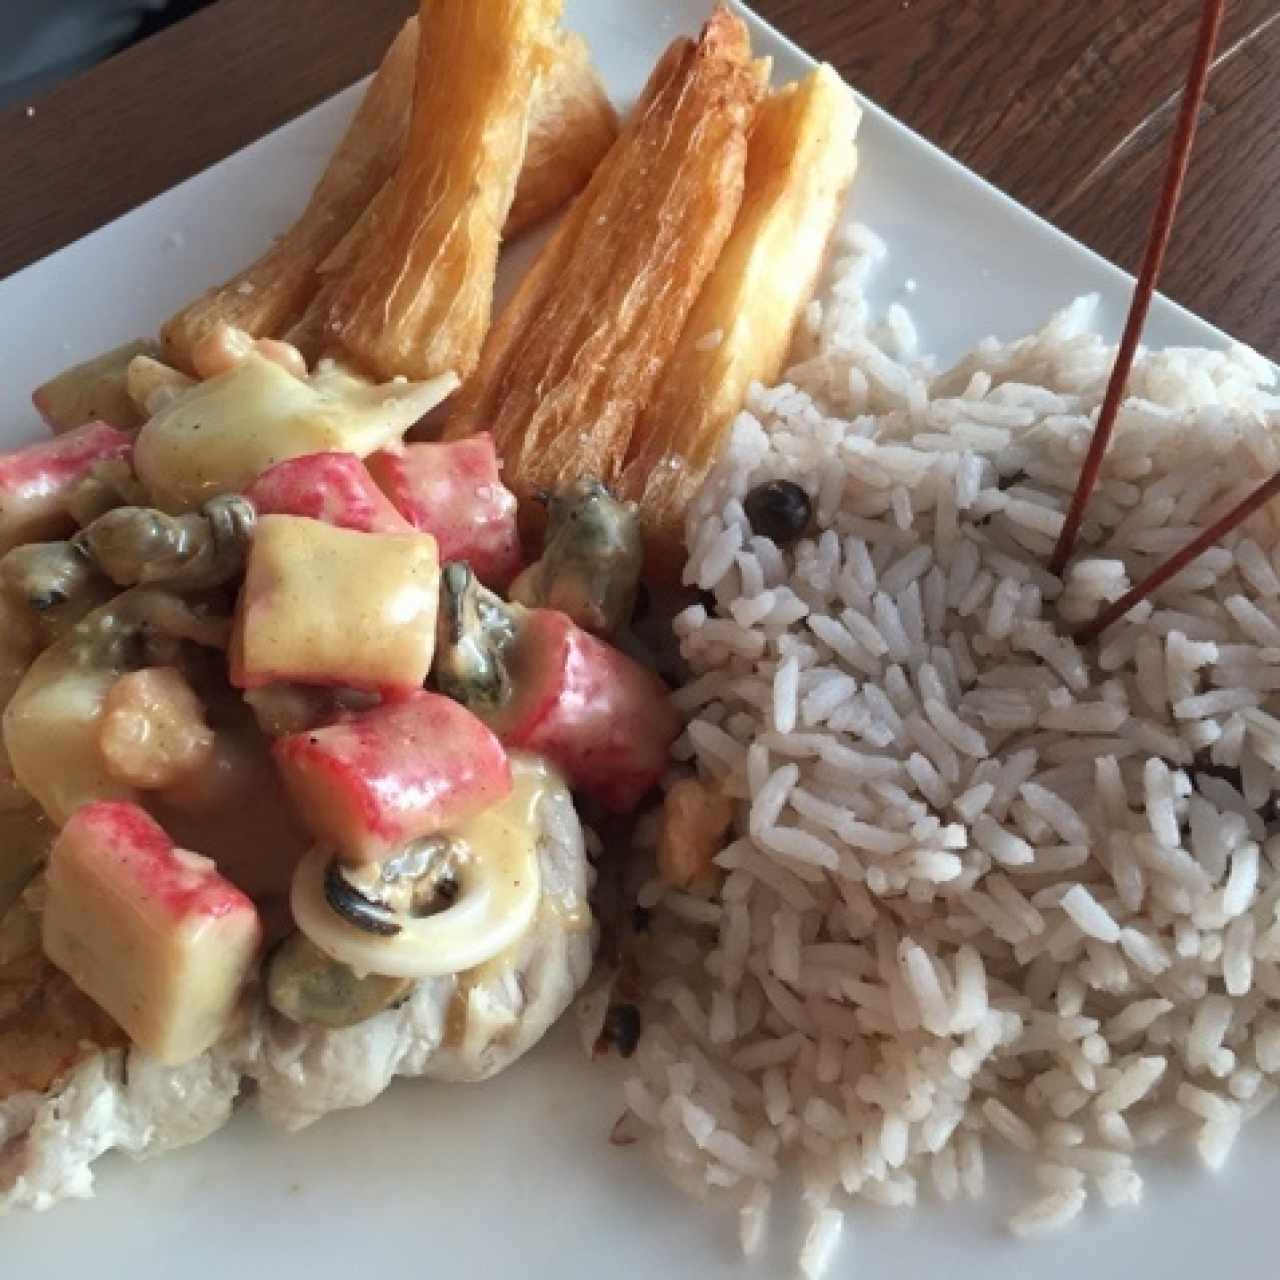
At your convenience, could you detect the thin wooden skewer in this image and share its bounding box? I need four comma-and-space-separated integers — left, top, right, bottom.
1048, 0, 1227, 580
1075, 469, 1280, 644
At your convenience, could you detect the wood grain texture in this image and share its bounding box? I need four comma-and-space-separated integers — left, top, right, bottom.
755, 0, 1280, 351
1, 0, 1277, 352
0, 0, 414, 278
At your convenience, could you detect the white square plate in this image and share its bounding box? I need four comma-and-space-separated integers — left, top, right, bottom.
3, 4, 1274, 1278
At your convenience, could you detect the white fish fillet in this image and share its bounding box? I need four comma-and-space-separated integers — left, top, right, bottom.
0, 786, 593, 1209
0, 1046, 241, 1213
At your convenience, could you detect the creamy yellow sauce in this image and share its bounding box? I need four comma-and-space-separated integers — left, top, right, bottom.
238, 515, 439, 691
4, 660, 133, 825
151, 688, 310, 912
132, 355, 458, 513
292, 753, 558, 980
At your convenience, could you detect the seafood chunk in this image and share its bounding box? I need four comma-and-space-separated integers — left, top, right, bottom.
233, 516, 440, 693
273, 690, 511, 864
132, 354, 457, 513
78, 495, 255, 590
0, 423, 132, 554
509, 478, 641, 637
3, 590, 230, 824
247, 453, 411, 534
42, 803, 261, 1065
266, 932, 413, 1029
436, 565, 679, 813
97, 667, 215, 791
367, 435, 521, 589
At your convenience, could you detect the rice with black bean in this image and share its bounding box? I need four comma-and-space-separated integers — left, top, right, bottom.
619, 223, 1280, 1274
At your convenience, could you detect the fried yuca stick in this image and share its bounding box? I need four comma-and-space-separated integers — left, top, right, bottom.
161, 19, 419, 374
314, 0, 562, 384
505, 31, 619, 239
286, 28, 618, 363
434, 38, 688, 422
444, 6, 762, 513
619, 64, 862, 579
164, 20, 617, 375
313, 31, 616, 288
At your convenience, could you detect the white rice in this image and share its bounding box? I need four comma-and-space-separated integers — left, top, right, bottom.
1094, 1056, 1168, 1113
799, 1208, 844, 1278
1060, 885, 1122, 944
738, 1182, 771, 1257
621, 224, 1280, 1273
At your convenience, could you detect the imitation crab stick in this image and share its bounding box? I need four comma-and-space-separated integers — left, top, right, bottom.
247, 453, 412, 534
366, 435, 521, 589
435, 564, 679, 813
0, 422, 132, 554
42, 802, 262, 1065
273, 689, 513, 864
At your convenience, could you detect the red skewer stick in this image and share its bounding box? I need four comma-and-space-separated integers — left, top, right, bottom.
1075, 469, 1280, 644
1048, 0, 1227, 579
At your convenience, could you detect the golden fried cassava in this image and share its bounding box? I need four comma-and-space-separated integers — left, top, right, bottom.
620, 64, 862, 579
160, 19, 419, 373
163, 15, 615, 374
312, 0, 563, 383
444, 5, 762, 515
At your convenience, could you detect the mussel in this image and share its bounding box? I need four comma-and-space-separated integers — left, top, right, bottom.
0, 541, 99, 613
434, 562, 518, 714
265, 931, 413, 1028
323, 836, 465, 937
0, 493, 255, 620
509, 478, 642, 637
79, 494, 255, 591
64, 458, 149, 526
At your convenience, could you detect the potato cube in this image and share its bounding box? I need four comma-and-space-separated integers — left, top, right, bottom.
657, 777, 732, 889
32, 339, 156, 433
234, 515, 439, 691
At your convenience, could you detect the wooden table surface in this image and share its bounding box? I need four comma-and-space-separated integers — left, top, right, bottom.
2, 0, 1278, 352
